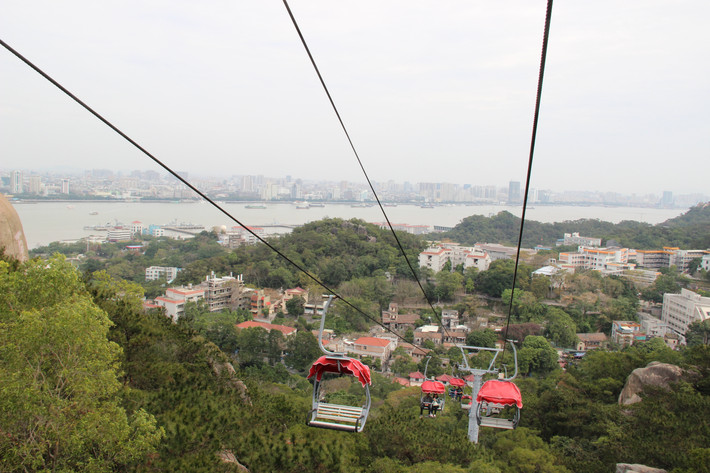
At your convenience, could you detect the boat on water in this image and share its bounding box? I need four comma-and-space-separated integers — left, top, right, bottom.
351, 203, 374, 208
308, 202, 325, 207
295, 202, 310, 209
245, 204, 267, 209
89, 211, 99, 215
420, 204, 435, 209
382, 203, 397, 207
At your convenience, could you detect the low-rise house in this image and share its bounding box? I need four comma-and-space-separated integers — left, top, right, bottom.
409, 371, 426, 386
397, 342, 430, 363
575, 332, 607, 351
393, 377, 411, 387
236, 320, 297, 338
442, 331, 467, 345
441, 309, 459, 329
382, 303, 419, 332
414, 325, 442, 345
611, 321, 646, 347
346, 336, 397, 363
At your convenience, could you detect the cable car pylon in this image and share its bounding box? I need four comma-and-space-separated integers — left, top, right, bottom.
457, 341, 522, 443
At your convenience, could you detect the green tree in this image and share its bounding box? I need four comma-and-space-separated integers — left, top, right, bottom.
236, 326, 268, 366
545, 307, 578, 348
434, 270, 464, 302
466, 328, 498, 348
285, 296, 305, 317
686, 320, 710, 346
519, 336, 559, 376
476, 259, 531, 298
285, 331, 321, 371
391, 355, 418, 377
641, 274, 682, 303
0, 256, 163, 472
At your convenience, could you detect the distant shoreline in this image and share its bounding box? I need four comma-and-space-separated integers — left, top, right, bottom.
8, 197, 690, 211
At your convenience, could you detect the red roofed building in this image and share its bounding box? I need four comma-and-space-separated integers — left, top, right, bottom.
409, 371, 426, 386
284, 287, 309, 301
346, 336, 396, 363
394, 377, 411, 387
236, 320, 296, 337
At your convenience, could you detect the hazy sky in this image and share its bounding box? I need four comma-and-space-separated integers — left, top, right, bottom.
1, 1, 708, 195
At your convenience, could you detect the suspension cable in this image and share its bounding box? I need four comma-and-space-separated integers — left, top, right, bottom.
281, 0, 454, 343
502, 0, 554, 352
0, 37, 429, 356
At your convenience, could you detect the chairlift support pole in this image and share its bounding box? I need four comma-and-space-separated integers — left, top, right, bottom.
457, 342, 518, 444
317, 295, 341, 356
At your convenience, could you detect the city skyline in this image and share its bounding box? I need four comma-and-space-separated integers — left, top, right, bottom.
3, 167, 706, 209
2, 1, 709, 195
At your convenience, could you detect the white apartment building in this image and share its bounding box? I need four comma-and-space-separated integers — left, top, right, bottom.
635, 247, 708, 272
702, 254, 710, 272
661, 289, 710, 338
559, 246, 633, 274
106, 228, 135, 242
145, 266, 180, 282
229, 226, 266, 245
419, 247, 449, 272
558, 232, 602, 247
155, 286, 205, 321
419, 244, 491, 272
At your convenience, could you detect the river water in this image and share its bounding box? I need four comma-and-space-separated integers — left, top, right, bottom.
12, 200, 686, 249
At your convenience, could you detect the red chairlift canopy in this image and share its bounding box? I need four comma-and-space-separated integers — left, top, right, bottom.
449, 377, 465, 387
421, 380, 446, 394
307, 356, 372, 387
476, 380, 523, 408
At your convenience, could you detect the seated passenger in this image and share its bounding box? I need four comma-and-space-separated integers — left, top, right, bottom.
420, 393, 433, 418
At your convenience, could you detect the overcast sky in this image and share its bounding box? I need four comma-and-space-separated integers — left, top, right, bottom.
1, 1, 708, 195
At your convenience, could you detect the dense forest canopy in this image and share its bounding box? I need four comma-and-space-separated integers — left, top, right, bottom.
439, 202, 710, 249
2, 255, 709, 472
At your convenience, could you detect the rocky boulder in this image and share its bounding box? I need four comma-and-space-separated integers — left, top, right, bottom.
616, 463, 667, 473
618, 361, 684, 406
0, 194, 28, 262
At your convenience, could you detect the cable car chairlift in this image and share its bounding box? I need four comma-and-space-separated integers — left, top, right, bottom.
457, 341, 523, 441
307, 295, 372, 432
419, 356, 446, 414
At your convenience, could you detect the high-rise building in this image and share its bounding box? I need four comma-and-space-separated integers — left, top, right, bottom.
661, 191, 673, 207
11, 170, 23, 194
508, 181, 521, 203
28, 176, 42, 194
61, 179, 69, 194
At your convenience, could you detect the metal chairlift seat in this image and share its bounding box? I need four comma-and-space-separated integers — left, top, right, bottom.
307, 355, 372, 432
475, 379, 523, 430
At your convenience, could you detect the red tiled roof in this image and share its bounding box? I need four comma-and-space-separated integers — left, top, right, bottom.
409, 371, 425, 379
236, 320, 296, 336
354, 336, 392, 347
394, 377, 410, 386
